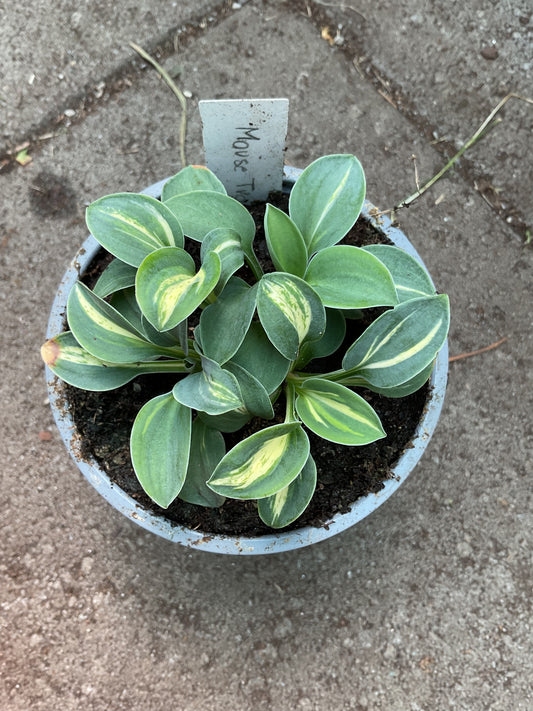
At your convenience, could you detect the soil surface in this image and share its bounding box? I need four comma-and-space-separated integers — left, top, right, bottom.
66, 195, 428, 537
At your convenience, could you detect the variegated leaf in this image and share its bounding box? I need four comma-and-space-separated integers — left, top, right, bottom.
264, 204, 308, 277
130, 393, 191, 508
67, 282, 173, 363
164, 190, 261, 277
200, 228, 244, 294
198, 278, 257, 364
257, 273, 326, 360
230, 321, 291, 395
136, 247, 220, 331
289, 154, 366, 254
207, 423, 310, 500
304, 245, 398, 309
362, 245, 435, 303
173, 354, 244, 415
161, 165, 227, 200
179, 419, 226, 507
295, 378, 385, 445
294, 308, 346, 368
358, 359, 435, 398
342, 295, 450, 388
93, 258, 137, 298
258, 454, 317, 528
86, 193, 184, 267
41, 332, 146, 390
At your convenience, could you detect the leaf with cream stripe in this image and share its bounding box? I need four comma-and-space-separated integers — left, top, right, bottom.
86, 193, 184, 267
342, 295, 450, 388
362, 244, 435, 303
173, 354, 244, 416
136, 247, 220, 332
207, 423, 310, 500
264, 204, 308, 277
257, 273, 326, 360
289, 154, 366, 254
41, 331, 164, 391
295, 378, 385, 445
200, 228, 244, 294
161, 165, 227, 200
67, 282, 174, 363
258, 454, 317, 528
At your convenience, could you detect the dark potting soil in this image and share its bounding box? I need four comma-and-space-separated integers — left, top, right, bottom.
66, 193, 429, 537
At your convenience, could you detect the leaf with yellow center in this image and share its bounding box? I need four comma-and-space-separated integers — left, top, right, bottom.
207, 423, 310, 500
257, 273, 325, 360
136, 246, 220, 331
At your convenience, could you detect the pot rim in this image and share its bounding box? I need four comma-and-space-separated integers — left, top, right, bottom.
45, 167, 448, 555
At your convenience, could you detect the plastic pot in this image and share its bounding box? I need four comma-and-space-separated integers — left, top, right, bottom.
45, 166, 448, 555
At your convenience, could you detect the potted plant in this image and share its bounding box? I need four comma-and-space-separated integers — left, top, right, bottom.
42, 154, 449, 554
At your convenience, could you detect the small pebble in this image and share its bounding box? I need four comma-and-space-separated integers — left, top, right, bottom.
480, 46, 499, 60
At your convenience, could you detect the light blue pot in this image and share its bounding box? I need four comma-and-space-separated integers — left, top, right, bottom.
45, 167, 448, 555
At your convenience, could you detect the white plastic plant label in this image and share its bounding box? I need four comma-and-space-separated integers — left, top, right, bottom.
199, 98, 289, 203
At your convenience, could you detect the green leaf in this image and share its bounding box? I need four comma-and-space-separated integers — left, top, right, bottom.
67, 282, 172, 363
164, 190, 261, 276
93, 258, 137, 298
179, 419, 226, 507
230, 321, 291, 395
359, 359, 435, 398
294, 308, 346, 368
130, 393, 191, 508
109, 288, 182, 348
161, 165, 227, 200
41, 332, 146, 390
295, 378, 385, 445
207, 423, 310, 500
173, 354, 244, 415
86, 193, 184, 267
198, 410, 251, 433
200, 228, 244, 294
289, 154, 366, 254
362, 245, 436, 303
342, 295, 450, 388
264, 204, 308, 277
224, 362, 274, 420
108, 287, 144, 331
257, 273, 326, 360
136, 247, 220, 331
258, 454, 317, 528
304, 245, 398, 309
198, 278, 257, 364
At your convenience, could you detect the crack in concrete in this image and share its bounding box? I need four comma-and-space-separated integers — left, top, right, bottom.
300, 0, 530, 240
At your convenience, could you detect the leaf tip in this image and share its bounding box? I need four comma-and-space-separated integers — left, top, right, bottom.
41, 338, 60, 367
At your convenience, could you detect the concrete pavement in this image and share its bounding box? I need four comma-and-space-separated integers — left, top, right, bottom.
1, 1, 531, 709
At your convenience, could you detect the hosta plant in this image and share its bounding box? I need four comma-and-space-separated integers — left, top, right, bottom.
41, 154, 450, 529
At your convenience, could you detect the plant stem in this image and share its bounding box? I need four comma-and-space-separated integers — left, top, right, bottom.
392, 92, 533, 212
124, 360, 191, 374
129, 41, 187, 169
284, 382, 297, 422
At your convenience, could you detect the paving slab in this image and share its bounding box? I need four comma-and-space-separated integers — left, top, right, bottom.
0, 0, 225, 152
1, 2, 532, 710
289, 0, 532, 235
